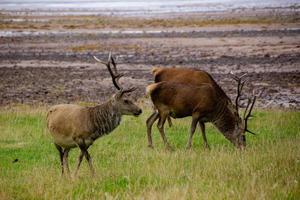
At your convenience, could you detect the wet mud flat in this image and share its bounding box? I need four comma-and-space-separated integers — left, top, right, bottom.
0, 65, 299, 109
0, 11, 299, 109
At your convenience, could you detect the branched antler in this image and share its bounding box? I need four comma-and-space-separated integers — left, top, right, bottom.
244, 96, 256, 134
230, 71, 257, 134
93, 52, 136, 94
230, 71, 248, 112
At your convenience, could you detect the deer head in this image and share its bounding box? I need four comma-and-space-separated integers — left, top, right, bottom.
229, 71, 256, 148
93, 52, 142, 116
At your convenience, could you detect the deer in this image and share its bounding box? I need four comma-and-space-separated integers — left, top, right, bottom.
47, 52, 142, 176
146, 71, 256, 150
146, 67, 229, 149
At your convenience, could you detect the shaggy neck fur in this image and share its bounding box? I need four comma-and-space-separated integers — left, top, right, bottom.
89, 100, 122, 138
212, 99, 237, 138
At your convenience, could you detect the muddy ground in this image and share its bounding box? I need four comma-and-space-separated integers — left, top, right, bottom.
0, 11, 299, 109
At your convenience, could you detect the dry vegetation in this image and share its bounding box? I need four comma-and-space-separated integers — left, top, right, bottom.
1, 14, 299, 30
70, 43, 142, 52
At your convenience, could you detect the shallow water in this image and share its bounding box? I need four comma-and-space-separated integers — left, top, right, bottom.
0, 0, 299, 16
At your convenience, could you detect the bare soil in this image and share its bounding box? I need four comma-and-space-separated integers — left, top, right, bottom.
0, 12, 299, 109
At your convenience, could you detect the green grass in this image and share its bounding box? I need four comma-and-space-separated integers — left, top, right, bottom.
0, 105, 299, 199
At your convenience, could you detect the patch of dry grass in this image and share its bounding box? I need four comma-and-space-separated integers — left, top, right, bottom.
0, 14, 298, 30
70, 43, 141, 52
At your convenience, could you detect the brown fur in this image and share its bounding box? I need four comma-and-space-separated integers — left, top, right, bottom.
47, 93, 142, 176
147, 81, 246, 149
146, 67, 231, 149
147, 82, 216, 119
48, 52, 143, 177
48, 104, 94, 148
146, 67, 252, 149
152, 66, 229, 98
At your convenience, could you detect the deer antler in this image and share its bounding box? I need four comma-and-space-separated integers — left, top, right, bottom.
244, 95, 256, 135
110, 54, 118, 74
230, 71, 257, 134
93, 52, 111, 65
230, 71, 248, 113
93, 52, 136, 94
93, 52, 123, 90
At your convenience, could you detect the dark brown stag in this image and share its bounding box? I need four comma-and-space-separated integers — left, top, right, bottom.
146, 67, 229, 149
146, 70, 256, 149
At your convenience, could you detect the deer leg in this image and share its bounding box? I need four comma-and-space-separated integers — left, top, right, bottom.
75, 150, 84, 176
167, 116, 173, 127
75, 139, 95, 177
186, 116, 199, 150
62, 148, 70, 176
74, 138, 88, 176
157, 113, 172, 149
146, 111, 159, 148
199, 122, 210, 149
54, 143, 64, 175
83, 149, 96, 177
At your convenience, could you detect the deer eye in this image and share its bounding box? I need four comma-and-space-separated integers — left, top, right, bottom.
124, 100, 129, 104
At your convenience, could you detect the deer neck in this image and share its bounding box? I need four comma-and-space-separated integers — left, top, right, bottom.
89, 100, 122, 137
212, 100, 237, 138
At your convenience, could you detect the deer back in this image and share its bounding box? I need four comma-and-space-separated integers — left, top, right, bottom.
152, 67, 230, 101
147, 82, 217, 118
152, 67, 212, 84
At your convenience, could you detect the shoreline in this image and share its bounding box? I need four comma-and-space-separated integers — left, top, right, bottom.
0, 1, 299, 17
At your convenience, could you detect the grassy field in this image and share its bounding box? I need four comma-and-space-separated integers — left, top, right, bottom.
0, 105, 299, 199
